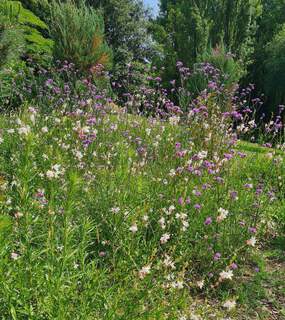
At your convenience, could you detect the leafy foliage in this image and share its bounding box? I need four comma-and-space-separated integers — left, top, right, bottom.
0, 0, 53, 61
264, 24, 285, 107
0, 0, 53, 109
87, 0, 154, 69
49, 0, 112, 72
248, 0, 285, 113
188, 45, 245, 96
154, 0, 262, 82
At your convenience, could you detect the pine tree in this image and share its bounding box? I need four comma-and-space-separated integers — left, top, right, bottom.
49, 0, 112, 72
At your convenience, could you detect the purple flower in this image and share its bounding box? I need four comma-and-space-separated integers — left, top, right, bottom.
215, 176, 224, 184
193, 190, 202, 197
194, 170, 202, 176
237, 152, 246, 158
176, 61, 183, 67
45, 78, 53, 86
204, 217, 212, 225
213, 252, 221, 261
230, 191, 238, 200
178, 197, 184, 205
224, 153, 233, 160
239, 221, 246, 227
249, 227, 257, 234
230, 263, 238, 270
194, 204, 201, 210
175, 142, 181, 149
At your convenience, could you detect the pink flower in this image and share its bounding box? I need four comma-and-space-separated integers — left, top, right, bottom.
138, 265, 151, 279
160, 233, 171, 244
204, 217, 212, 225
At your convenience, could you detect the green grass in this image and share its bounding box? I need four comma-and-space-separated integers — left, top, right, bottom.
0, 109, 284, 319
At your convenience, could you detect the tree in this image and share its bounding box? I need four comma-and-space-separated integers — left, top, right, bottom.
86, 0, 154, 68
264, 24, 285, 108
247, 0, 285, 114
154, 0, 262, 82
49, 0, 112, 72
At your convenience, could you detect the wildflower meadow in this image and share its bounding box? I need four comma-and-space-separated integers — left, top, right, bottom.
0, 0, 285, 319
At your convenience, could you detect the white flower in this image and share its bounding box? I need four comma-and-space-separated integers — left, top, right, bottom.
266, 152, 273, 159
18, 125, 31, 136
169, 116, 180, 126
138, 265, 151, 279
196, 280, 204, 289
158, 217, 166, 229
11, 252, 19, 260
111, 207, 120, 213
248, 120, 256, 128
163, 255, 175, 269
197, 150, 208, 159
41, 126, 49, 133
223, 299, 236, 310
52, 164, 61, 172
171, 281, 184, 289
217, 208, 229, 222
246, 237, 257, 247
142, 215, 149, 222
75, 151, 83, 160
46, 170, 55, 179
219, 270, 234, 281
129, 224, 138, 233
14, 211, 23, 219
30, 114, 35, 124
160, 233, 170, 244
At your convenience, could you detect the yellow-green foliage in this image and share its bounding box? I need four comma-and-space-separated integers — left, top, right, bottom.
0, 0, 53, 63
49, 0, 112, 71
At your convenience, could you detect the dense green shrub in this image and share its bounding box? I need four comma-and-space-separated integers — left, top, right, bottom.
0, 0, 53, 63
185, 45, 244, 99
49, 0, 112, 72
264, 24, 285, 107
0, 0, 53, 109
87, 0, 154, 70
153, 0, 262, 84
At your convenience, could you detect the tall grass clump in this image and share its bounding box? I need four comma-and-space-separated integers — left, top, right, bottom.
49, 0, 112, 72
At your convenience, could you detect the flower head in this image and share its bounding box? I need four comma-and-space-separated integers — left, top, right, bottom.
219, 270, 233, 281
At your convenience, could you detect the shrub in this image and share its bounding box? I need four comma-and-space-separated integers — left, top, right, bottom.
0, 0, 53, 63
49, 0, 112, 72
264, 24, 285, 109
0, 0, 53, 109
